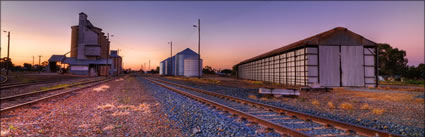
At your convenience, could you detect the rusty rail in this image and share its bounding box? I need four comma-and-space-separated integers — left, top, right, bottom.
148, 77, 402, 137
145, 78, 310, 137
1, 77, 118, 113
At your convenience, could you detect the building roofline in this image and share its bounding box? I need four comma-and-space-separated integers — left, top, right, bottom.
234, 27, 377, 67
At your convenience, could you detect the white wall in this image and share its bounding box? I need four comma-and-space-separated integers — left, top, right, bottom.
341, 46, 365, 86
184, 59, 202, 77
319, 46, 340, 87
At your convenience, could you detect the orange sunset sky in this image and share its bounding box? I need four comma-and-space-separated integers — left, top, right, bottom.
1, 1, 424, 70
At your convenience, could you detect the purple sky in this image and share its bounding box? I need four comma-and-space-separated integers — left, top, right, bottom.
1, 1, 424, 70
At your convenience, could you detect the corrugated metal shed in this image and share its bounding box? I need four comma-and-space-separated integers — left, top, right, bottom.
159, 48, 202, 77
235, 27, 376, 66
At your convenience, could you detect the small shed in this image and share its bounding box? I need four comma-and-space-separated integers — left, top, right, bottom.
160, 48, 202, 77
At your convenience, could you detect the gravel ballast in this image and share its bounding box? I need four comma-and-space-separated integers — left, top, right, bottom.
1, 76, 182, 136
157, 77, 424, 137
137, 77, 282, 137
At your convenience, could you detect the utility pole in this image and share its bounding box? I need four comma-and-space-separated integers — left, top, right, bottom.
38, 55, 42, 73
32, 56, 35, 71
149, 60, 151, 72
168, 41, 172, 75
106, 33, 110, 77
194, 19, 201, 79
3, 31, 10, 75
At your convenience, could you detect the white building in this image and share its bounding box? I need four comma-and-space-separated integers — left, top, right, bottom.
235, 27, 378, 87
160, 48, 202, 77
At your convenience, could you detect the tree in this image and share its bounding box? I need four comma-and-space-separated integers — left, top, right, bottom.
232, 65, 238, 76
41, 61, 49, 67
0, 57, 14, 71
378, 43, 408, 78
404, 63, 425, 80
221, 69, 232, 75
202, 66, 215, 74
23, 63, 32, 71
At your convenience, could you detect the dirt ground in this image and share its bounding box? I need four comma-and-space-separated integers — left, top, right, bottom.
0, 75, 182, 136
160, 74, 425, 129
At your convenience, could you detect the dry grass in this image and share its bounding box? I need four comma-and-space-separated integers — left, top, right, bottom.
339, 103, 353, 110
311, 100, 320, 106
248, 94, 258, 100
166, 76, 221, 84
372, 108, 385, 115
327, 102, 335, 109
360, 104, 370, 110
333, 87, 422, 103
244, 80, 263, 85
259, 97, 269, 101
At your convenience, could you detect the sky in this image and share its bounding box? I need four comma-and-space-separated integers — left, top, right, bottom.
1, 1, 424, 70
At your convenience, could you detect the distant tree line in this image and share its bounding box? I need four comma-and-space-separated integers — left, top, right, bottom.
203, 66, 233, 75
378, 43, 424, 80
0, 57, 49, 72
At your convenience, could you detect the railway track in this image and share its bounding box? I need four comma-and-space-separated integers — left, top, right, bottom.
0, 77, 118, 113
145, 77, 402, 137
0, 77, 83, 90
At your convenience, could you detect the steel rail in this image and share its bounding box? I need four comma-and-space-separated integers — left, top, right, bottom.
149, 77, 402, 137
0, 77, 118, 113
145, 77, 310, 137
0, 78, 104, 101
0, 77, 81, 90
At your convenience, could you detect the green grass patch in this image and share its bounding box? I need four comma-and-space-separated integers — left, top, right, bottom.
380, 80, 424, 87
40, 84, 71, 91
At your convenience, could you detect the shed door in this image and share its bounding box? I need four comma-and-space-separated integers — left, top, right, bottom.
319, 46, 340, 87
341, 46, 364, 86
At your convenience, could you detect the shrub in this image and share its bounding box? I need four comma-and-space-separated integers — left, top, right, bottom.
360, 104, 370, 110
312, 100, 320, 106
248, 94, 258, 100
259, 97, 269, 101
372, 108, 385, 115
327, 102, 335, 109
339, 103, 353, 110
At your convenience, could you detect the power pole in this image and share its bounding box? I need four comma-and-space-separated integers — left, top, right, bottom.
106, 33, 110, 77
5, 31, 10, 75
38, 55, 42, 73
197, 19, 201, 79
32, 56, 34, 66
168, 41, 172, 75
149, 60, 151, 72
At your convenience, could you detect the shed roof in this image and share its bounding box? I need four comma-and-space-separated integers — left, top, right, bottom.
236, 27, 377, 66
160, 48, 198, 62
48, 55, 66, 62
176, 48, 198, 56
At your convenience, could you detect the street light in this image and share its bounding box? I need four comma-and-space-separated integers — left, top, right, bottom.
193, 19, 201, 79
168, 41, 173, 75
3, 30, 10, 75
